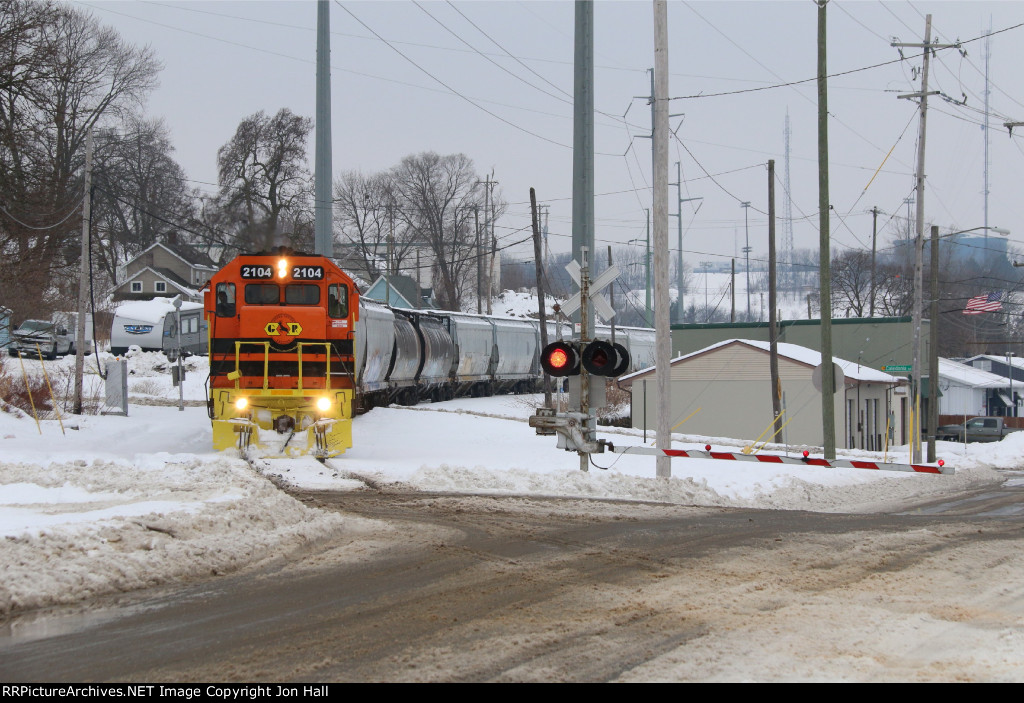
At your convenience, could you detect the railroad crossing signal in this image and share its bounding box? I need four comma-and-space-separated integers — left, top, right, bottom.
559, 260, 618, 321
531, 249, 627, 464
539, 339, 630, 378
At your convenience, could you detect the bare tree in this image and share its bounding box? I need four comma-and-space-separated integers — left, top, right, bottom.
831, 249, 873, 317
391, 152, 485, 311
215, 108, 312, 254
333, 170, 418, 284
88, 116, 193, 286
0, 0, 160, 320
872, 260, 913, 318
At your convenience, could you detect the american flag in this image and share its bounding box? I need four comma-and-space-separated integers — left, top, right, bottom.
963, 291, 1003, 315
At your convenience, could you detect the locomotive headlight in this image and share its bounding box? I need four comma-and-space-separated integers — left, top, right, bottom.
235, 397, 249, 411
316, 397, 331, 412
277, 258, 288, 278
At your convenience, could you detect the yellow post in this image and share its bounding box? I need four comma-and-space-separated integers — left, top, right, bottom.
35, 345, 65, 435
654, 407, 701, 446
753, 412, 797, 454
17, 351, 41, 434
743, 410, 787, 453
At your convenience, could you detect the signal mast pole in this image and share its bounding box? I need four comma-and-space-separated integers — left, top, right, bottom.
579, 247, 591, 473
314, 0, 333, 257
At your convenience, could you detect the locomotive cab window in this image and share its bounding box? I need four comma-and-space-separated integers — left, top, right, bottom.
327, 284, 348, 318
285, 284, 320, 306
245, 283, 280, 305
215, 283, 236, 317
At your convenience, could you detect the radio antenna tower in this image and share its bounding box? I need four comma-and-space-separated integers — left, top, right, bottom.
782, 111, 795, 290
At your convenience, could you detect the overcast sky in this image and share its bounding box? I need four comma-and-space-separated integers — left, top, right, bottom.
77, 1, 1024, 275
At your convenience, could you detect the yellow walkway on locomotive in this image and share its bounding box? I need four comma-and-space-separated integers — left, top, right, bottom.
210, 340, 354, 459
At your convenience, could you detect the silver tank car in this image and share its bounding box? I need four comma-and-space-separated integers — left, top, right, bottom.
596, 324, 656, 373
398, 310, 456, 403
491, 317, 540, 393
442, 312, 496, 396
354, 300, 396, 408
388, 312, 422, 405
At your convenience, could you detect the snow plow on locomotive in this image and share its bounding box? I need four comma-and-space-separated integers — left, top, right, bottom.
204, 248, 358, 459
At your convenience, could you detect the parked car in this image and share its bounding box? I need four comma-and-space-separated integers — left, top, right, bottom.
936, 416, 1022, 443
8, 319, 72, 359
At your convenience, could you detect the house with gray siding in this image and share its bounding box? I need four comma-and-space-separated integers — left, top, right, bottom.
111, 242, 218, 303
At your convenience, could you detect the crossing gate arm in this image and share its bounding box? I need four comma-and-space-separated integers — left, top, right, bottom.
607, 443, 953, 475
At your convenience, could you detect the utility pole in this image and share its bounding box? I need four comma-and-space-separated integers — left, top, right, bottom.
769, 160, 782, 442
652, 0, 671, 479
73, 129, 93, 415
730, 259, 736, 322
893, 14, 958, 463
488, 171, 497, 316
701, 261, 711, 318
928, 225, 939, 462
483, 175, 491, 315
531, 188, 551, 409
670, 161, 702, 325
817, 0, 836, 460
741, 201, 752, 320
475, 205, 481, 314
869, 206, 879, 317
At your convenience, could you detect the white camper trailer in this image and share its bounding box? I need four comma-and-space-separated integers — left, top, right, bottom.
110, 299, 206, 357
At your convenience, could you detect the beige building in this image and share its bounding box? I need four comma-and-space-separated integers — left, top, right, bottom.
619, 339, 907, 451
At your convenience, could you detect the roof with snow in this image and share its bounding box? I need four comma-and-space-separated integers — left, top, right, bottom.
962, 354, 1024, 372
938, 357, 1010, 388
113, 298, 204, 323
620, 338, 904, 384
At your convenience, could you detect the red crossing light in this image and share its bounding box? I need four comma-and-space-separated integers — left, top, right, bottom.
541, 341, 580, 377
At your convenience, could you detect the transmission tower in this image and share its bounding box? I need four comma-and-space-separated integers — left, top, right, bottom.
782, 111, 795, 290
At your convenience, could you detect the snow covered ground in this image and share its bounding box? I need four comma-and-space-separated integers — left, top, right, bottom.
0, 349, 1016, 624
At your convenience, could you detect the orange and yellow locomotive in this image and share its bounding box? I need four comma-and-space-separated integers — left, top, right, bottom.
204, 247, 359, 458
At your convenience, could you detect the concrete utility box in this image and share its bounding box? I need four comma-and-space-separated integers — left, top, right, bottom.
103, 359, 128, 416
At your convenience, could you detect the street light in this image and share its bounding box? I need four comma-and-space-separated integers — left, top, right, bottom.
918, 224, 1009, 463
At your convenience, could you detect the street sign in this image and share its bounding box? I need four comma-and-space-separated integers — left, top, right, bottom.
883, 364, 912, 373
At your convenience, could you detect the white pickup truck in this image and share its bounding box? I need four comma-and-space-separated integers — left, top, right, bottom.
8, 313, 92, 359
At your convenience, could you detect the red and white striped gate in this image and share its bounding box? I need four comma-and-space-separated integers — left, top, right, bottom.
608, 443, 952, 475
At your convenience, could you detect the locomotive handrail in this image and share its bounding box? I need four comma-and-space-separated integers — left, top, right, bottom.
297, 341, 333, 390
234, 341, 270, 391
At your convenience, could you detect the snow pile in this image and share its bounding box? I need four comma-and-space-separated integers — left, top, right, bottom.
0, 452, 347, 615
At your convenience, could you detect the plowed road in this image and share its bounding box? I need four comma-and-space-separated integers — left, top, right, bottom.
3, 483, 1024, 682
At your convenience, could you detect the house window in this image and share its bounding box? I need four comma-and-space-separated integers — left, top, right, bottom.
130, 281, 142, 293
155, 281, 167, 293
